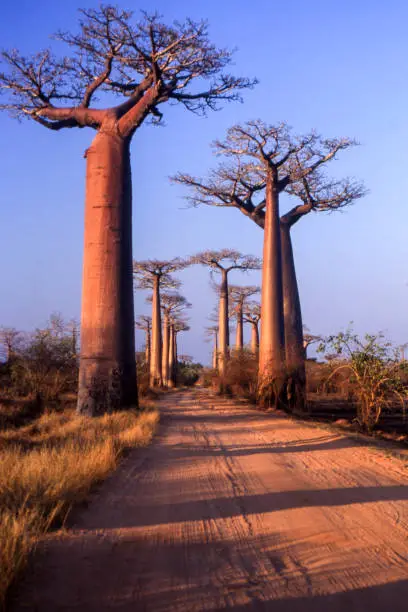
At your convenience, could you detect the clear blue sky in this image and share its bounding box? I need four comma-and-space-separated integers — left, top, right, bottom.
1, 0, 408, 364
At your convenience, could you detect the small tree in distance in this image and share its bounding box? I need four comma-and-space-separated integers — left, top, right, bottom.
243, 301, 261, 354
133, 258, 186, 387
229, 285, 260, 352
191, 250, 261, 376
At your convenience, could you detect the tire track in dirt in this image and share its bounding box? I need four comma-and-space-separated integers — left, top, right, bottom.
10, 388, 408, 611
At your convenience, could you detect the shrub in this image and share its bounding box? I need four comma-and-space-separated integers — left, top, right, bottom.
318, 328, 407, 432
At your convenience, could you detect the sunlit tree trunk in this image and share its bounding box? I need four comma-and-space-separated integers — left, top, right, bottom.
258, 170, 286, 408
145, 327, 151, 365
281, 222, 306, 412
162, 312, 170, 387
218, 269, 230, 375
77, 131, 137, 415
168, 324, 175, 388
212, 332, 218, 369
250, 322, 259, 354
150, 275, 162, 387
235, 300, 244, 351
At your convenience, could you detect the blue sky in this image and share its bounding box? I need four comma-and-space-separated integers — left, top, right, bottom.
1, 0, 408, 364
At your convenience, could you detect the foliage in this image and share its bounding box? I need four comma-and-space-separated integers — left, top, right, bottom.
176, 357, 203, 386
0, 315, 78, 408
318, 328, 407, 432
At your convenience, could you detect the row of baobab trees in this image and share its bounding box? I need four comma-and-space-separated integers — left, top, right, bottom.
0, 5, 366, 414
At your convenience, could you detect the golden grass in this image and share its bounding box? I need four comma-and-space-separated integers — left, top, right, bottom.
0, 402, 159, 607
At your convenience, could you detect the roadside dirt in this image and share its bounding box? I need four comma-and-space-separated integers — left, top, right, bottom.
10, 388, 408, 611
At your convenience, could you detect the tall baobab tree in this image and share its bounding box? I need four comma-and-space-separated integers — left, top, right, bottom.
0, 6, 254, 415
243, 301, 261, 354
175, 121, 365, 408
229, 285, 260, 351
133, 259, 185, 387
135, 315, 152, 365
160, 293, 191, 387
191, 250, 261, 375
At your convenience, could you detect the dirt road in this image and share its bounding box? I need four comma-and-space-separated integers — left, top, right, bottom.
11, 389, 408, 611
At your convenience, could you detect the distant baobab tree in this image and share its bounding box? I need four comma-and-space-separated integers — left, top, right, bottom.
243, 301, 261, 354
160, 293, 191, 387
191, 250, 261, 375
176, 121, 365, 409
0, 5, 254, 415
135, 315, 152, 365
169, 317, 190, 386
204, 324, 219, 369
303, 326, 321, 359
134, 259, 185, 387
229, 285, 260, 352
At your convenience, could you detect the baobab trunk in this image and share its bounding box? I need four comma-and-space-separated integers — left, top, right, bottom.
250, 322, 259, 354
77, 130, 137, 415
218, 269, 230, 375
281, 222, 306, 412
258, 170, 286, 408
150, 276, 162, 387
212, 332, 218, 370
161, 313, 170, 387
168, 324, 175, 388
235, 301, 244, 351
145, 328, 151, 365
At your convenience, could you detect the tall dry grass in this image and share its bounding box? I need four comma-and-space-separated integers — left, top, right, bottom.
0, 403, 159, 607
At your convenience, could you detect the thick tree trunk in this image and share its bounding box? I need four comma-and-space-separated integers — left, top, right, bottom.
150, 276, 162, 387
77, 131, 137, 415
218, 269, 230, 375
281, 223, 306, 412
161, 312, 170, 387
251, 322, 259, 354
168, 324, 175, 388
235, 301, 244, 351
258, 171, 286, 408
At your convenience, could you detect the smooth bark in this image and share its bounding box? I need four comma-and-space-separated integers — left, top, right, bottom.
212, 332, 219, 369
281, 222, 306, 412
150, 276, 163, 387
77, 131, 137, 414
218, 269, 230, 375
258, 171, 286, 408
145, 327, 151, 365
235, 301, 244, 351
168, 324, 176, 388
162, 313, 170, 387
250, 322, 260, 354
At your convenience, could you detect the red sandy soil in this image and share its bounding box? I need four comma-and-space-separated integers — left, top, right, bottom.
10, 388, 408, 611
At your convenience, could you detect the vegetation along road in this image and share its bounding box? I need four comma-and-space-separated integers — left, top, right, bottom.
11, 389, 408, 611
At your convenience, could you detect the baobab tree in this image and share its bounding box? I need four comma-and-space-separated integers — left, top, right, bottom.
0, 6, 254, 415
191, 250, 261, 375
229, 285, 260, 352
160, 293, 191, 387
135, 315, 152, 365
176, 121, 365, 408
205, 324, 219, 369
168, 317, 190, 387
243, 301, 261, 354
133, 259, 185, 387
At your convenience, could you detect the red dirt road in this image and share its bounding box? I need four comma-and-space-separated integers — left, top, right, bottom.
11, 389, 408, 611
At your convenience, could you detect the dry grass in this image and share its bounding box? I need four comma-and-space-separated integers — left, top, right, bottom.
0, 401, 159, 607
